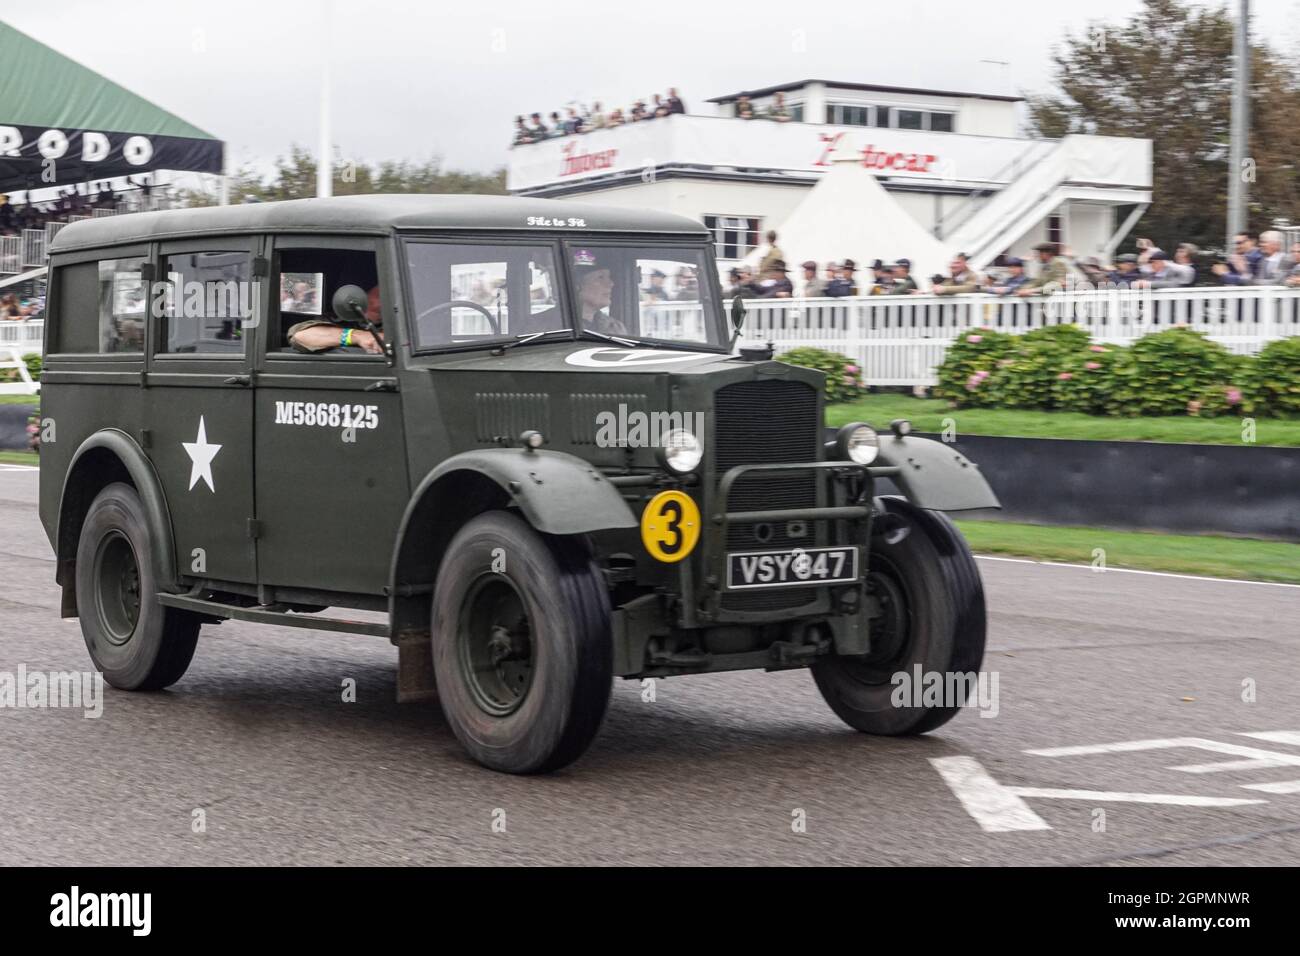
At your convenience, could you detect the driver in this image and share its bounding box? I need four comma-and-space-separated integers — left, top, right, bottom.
572, 249, 629, 336
287, 285, 384, 354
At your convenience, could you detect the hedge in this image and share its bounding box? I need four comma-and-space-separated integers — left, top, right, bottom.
936, 325, 1297, 419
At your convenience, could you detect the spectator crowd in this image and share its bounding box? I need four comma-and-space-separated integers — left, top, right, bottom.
0, 176, 160, 239
512, 89, 687, 144
725, 230, 1300, 300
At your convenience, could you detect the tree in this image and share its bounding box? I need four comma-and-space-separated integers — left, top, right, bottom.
1026, 0, 1300, 252
178, 146, 507, 206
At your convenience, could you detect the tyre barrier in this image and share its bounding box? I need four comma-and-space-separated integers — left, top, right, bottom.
860, 431, 1300, 542
0, 403, 34, 451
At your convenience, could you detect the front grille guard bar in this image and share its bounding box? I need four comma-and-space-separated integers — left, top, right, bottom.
713, 460, 901, 530
671, 459, 902, 629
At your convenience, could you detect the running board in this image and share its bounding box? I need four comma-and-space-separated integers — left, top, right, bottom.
157, 593, 390, 638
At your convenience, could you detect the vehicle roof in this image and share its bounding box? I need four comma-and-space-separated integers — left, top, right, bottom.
48, 193, 710, 253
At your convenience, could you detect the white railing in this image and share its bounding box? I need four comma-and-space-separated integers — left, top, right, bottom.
0, 320, 44, 356
737, 287, 1300, 386
0, 236, 20, 276
5, 289, 1297, 387
0, 346, 38, 395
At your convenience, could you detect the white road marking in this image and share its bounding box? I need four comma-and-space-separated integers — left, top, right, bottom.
1241, 780, 1300, 794
975, 554, 1300, 589
1008, 787, 1262, 807
1239, 731, 1300, 747
0, 464, 38, 472
1028, 736, 1300, 769
933, 754, 1265, 833
1171, 758, 1299, 774
930, 756, 1050, 832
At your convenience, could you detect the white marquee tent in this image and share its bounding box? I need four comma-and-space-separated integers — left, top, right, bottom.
747, 157, 952, 293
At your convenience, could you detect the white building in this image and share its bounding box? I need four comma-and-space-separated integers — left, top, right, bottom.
507, 79, 1153, 279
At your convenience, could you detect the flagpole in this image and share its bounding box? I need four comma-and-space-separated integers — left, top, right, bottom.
317, 0, 333, 198
1226, 0, 1250, 248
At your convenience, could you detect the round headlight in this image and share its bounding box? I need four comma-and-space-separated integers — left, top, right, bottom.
659, 429, 703, 474
836, 422, 879, 465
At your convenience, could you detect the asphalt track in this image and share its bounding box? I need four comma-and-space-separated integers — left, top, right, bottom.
1, 465, 1297, 866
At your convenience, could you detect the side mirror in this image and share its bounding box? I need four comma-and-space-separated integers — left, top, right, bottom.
332, 284, 368, 324
730, 294, 746, 333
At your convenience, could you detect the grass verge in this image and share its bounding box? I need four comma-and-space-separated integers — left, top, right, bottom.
0, 451, 38, 466
955, 519, 1300, 585
827, 393, 1300, 446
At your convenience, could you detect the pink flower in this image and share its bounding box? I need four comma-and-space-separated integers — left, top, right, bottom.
967, 334, 984, 343
975, 369, 990, 379
1085, 361, 1101, 370
844, 364, 859, 374
965, 375, 982, 391
1226, 387, 1242, 405
1088, 345, 1108, 353
1057, 372, 1073, 381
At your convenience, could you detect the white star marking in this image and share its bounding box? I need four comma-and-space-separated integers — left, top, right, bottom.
182, 416, 222, 492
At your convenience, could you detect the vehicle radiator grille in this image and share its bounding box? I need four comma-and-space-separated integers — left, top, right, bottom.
712, 380, 822, 612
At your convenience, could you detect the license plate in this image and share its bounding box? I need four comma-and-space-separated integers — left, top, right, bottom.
726, 546, 859, 590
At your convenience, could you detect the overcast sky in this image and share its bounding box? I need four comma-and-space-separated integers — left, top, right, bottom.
3, 0, 1298, 178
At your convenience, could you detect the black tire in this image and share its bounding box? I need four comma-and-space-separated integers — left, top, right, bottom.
811, 496, 987, 735
75, 482, 200, 691
431, 511, 612, 774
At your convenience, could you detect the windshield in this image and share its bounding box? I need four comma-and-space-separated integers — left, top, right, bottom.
566, 243, 723, 348
405, 241, 566, 350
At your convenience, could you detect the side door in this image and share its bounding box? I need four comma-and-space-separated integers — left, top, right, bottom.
145, 236, 262, 585
252, 234, 410, 598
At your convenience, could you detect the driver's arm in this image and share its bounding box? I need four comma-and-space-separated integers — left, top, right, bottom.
288, 321, 382, 354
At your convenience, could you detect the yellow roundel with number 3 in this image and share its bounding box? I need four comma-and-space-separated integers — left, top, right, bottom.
640, 490, 701, 563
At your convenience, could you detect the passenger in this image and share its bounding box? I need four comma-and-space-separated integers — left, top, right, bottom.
286, 285, 384, 354
572, 250, 629, 335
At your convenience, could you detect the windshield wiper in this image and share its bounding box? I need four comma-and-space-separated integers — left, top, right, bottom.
490, 328, 572, 355
577, 328, 645, 348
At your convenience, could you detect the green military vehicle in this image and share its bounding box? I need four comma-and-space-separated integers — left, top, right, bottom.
38, 195, 999, 774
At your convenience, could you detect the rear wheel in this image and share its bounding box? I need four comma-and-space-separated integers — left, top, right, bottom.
431, 511, 612, 774
811, 497, 986, 735
75, 483, 200, 690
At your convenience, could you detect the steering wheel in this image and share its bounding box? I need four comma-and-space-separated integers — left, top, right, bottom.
417, 299, 501, 337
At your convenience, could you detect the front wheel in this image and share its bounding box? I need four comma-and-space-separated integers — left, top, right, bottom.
811, 497, 987, 735
430, 511, 613, 774
75, 483, 201, 690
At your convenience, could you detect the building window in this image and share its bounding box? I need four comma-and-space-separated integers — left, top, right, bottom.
828, 104, 872, 127
703, 215, 761, 260
929, 112, 954, 133
873, 107, 891, 128
1047, 214, 1063, 245
897, 109, 924, 130
790, 103, 804, 123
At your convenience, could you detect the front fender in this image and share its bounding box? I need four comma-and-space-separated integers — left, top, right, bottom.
59, 428, 180, 592
419, 448, 638, 535
874, 434, 1000, 512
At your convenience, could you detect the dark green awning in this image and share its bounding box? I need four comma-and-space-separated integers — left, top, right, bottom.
0, 19, 223, 192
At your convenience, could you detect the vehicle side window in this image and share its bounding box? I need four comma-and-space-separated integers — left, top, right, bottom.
160, 251, 252, 354
76, 257, 146, 354
405, 242, 564, 350
273, 248, 380, 355
50, 261, 100, 353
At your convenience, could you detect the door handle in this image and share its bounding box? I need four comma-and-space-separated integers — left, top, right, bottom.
364, 380, 398, 392
223, 375, 251, 386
